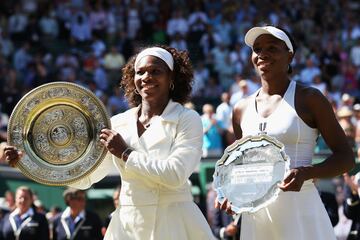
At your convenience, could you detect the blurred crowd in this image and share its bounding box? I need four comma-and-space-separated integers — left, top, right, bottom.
0, 0, 360, 239
0, 186, 120, 239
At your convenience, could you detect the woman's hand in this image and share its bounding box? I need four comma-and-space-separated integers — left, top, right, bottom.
99, 129, 128, 159
214, 197, 235, 215
278, 167, 307, 192
2, 145, 23, 167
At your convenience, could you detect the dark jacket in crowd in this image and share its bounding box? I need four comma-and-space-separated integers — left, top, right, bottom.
52, 210, 102, 240
211, 207, 240, 240
0, 211, 49, 240
344, 185, 360, 240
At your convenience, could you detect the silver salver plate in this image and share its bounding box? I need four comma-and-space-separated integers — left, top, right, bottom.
7, 82, 111, 186
213, 134, 290, 214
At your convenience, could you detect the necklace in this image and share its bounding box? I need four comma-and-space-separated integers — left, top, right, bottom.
138, 119, 151, 129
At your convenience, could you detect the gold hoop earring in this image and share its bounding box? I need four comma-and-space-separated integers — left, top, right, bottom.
135, 89, 140, 95
170, 82, 174, 91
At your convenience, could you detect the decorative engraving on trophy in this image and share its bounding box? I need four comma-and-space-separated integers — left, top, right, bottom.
68, 166, 81, 176
48, 87, 71, 98
11, 126, 23, 145
26, 98, 41, 111
35, 133, 50, 152
50, 125, 70, 146
58, 146, 78, 160
73, 117, 88, 137
22, 156, 38, 170
44, 109, 64, 124
96, 121, 106, 131
9, 82, 110, 185
81, 96, 91, 106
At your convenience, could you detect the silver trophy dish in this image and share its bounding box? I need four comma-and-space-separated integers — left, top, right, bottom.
213, 134, 290, 214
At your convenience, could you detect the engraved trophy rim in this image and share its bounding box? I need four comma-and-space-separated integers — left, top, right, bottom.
213, 134, 290, 214
7, 81, 111, 186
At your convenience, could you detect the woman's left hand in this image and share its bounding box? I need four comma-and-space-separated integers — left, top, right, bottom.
100, 129, 127, 159
278, 167, 307, 192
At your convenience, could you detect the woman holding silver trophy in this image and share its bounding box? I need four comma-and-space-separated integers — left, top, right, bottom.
216, 25, 355, 240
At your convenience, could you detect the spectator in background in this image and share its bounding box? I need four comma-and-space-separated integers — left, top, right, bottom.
339, 93, 356, 109
141, 0, 159, 39
1, 68, 22, 116
0, 31, 14, 59
166, 9, 188, 39
187, 3, 208, 44
39, 10, 59, 40
7, 4, 28, 43
89, 1, 108, 38
299, 58, 321, 86
93, 59, 108, 92
46, 206, 62, 240
55, 50, 79, 82
4, 191, 15, 212
169, 33, 188, 51
90, 35, 106, 58
126, 1, 141, 40
230, 79, 251, 107
337, 106, 356, 148
202, 103, 224, 158
12, 41, 32, 74
310, 74, 327, 95
0, 186, 49, 240
107, 86, 128, 116
203, 75, 223, 101
69, 11, 92, 45
216, 92, 235, 147
211, 207, 240, 240
353, 104, 360, 157
103, 46, 125, 90
52, 188, 102, 240
315, 179, 340, 227
343, 172, 360, 240
199, 25, 222, 58
192, 61, 209, 98
101, 185, 121, 237
0, 105, 8, 142
349, 38, 360, 67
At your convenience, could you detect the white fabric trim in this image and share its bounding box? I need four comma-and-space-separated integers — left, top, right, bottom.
134, 47, 174, 71
245, 26, 294, 53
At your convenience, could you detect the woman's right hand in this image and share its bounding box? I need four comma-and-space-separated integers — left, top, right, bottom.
2, 145, 23, 167
214, 197, 235, 215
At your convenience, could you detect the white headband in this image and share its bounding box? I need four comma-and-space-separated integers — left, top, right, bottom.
134, 47, 174, 71
245, 26, 294, 53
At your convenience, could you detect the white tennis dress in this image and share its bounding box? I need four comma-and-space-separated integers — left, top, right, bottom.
240, 80, 336, 240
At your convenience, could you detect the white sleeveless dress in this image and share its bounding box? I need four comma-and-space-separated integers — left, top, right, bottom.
240, 81, 336, 240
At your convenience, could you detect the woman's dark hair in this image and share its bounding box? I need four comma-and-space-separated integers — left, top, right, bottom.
276, 26, 297, 74
121, 45, 194, 107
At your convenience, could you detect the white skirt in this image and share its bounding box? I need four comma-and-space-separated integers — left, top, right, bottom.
104, 201, 216, 240
240, 180, 336, 240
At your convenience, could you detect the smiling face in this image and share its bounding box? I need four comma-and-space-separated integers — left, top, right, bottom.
251, 34, 293, 80
134, 56, 172, 104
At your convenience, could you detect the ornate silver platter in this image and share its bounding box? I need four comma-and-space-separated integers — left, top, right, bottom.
213, 134, 290, 214
7, 82, 111, 186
